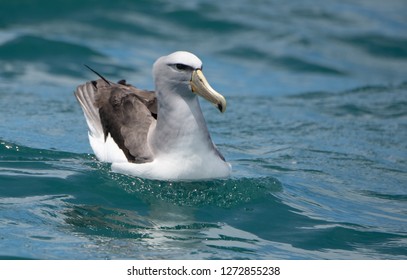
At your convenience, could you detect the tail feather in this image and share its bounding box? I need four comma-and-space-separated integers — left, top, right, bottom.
74, 82, 103, 138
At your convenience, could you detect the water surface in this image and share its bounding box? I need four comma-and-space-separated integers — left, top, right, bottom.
0, 0, 406, 259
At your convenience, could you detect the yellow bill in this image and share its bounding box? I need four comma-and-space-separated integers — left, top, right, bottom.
190, 69, 227, 113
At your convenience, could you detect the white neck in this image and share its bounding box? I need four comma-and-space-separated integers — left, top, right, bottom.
150, 90, 214, 157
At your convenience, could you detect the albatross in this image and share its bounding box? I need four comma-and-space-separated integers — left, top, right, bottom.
75, 51, 231, 180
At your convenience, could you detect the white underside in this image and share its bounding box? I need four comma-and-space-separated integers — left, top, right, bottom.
89, 133, 128, 163
89, 133, 231, 181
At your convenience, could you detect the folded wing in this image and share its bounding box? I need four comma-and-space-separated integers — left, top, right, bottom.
75, 78, 157, 163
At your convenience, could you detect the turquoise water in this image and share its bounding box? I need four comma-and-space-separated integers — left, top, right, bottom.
0, 0, 406, 259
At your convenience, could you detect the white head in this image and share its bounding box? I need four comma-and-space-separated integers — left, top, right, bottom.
152, 51, 226, 112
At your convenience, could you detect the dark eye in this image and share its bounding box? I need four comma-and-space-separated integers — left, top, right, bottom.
175, 64, 190, 71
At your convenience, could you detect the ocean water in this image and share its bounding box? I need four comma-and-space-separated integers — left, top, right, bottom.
0, 0, 406, 259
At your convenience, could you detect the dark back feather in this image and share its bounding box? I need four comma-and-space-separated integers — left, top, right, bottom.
90, 79, 157, 163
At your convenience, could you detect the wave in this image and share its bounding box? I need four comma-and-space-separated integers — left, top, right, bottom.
220, 46, 346, 75
287, 82, 407, 119
0, 139, 282, 207
335, 33, 407, 59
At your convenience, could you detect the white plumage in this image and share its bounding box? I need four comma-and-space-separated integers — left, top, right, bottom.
75, 51, 231, 180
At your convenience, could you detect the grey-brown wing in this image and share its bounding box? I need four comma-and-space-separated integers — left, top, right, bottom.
75, 78, 157, 163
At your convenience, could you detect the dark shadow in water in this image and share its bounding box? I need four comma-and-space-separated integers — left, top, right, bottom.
114, 174, 283, 208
